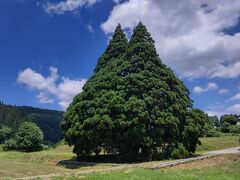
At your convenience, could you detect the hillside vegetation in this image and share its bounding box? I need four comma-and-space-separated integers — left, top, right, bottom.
0, 102, 63, 143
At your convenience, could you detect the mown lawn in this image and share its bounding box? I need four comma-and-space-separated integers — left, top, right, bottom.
53, 154, 240, 180
196, 135, 239, 153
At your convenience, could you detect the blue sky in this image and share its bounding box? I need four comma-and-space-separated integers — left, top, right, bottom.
0, 0, 240, 116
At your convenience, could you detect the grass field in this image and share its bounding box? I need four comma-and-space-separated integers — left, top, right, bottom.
0, 136, 239, 179
53, 154, 240, 180
196, 135, 239, 153
0, 145, 112, 178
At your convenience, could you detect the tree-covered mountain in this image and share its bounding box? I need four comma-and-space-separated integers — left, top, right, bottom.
0, 102, 63, 143
17, 106, 63, 143
0, 103, 29, 132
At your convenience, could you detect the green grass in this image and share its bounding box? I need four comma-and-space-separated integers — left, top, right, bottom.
0, 145, 111, 178
196, 135, 239, 153
53, 154, 240, 180
0, 136, 239, 179
0, 145, 73, 178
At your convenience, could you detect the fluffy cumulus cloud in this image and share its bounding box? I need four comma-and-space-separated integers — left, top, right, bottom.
44, 0, 101, 15
101, 0, 240, 79
193, 82, 218, 94
17, 67, 86, 110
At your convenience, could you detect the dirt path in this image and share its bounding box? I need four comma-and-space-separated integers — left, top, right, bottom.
16, 146, 240, 180
149, 146, 240, 170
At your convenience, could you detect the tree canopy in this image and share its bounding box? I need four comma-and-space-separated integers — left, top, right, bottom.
3, 122, 44, 152
220, 114, 240, 133
61, 22, 205, 161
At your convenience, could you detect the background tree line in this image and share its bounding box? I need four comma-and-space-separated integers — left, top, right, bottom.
0, 102, 64, 151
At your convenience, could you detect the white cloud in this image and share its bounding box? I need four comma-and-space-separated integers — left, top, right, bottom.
101, 0, 240, 79
17, 67, 58, 94
210, 61, 240, 79
44, 0, 101, 15
218, 88, 228, 94
193, 82, 218, 94
36, 92, 55, 104
226, 104, 240, 114
58, 77, 86, 109
17, 67, 86, 110
229, 93, 240, 101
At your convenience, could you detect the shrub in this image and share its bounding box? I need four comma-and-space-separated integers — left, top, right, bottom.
3, 139, 17, 151
15, 122, 44, 152
229, 125, 240, 134
205, 129, 221, 137
0, 127, 12, 143
171, 143, 189, 159
220, 122, 231, 133
171, 148, 181, 159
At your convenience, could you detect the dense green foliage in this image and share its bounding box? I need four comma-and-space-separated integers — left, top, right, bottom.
0, 104, 29, 131
3, 138, 17, 151
62, 22, 207, 161
3, 122, 44, 152
182, 109, 206, 153
17, 106, 63, 143
205, 128, 221, 137
0, 103, 63, 143
220, 114, 240, 133
171, 143, 189, 159
0, 127, 12, 143
62, 24, 129, 157
212, 116, 220, 127
200, 114, 240, 136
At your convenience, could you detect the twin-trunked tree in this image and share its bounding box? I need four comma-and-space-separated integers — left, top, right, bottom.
61, 22, 205, 161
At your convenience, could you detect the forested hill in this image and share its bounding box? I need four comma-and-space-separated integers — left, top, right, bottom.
0, 103, 29, 131
0, 102, 63, 143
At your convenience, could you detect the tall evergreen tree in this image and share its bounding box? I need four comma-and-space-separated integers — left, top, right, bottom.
94, 24, 128, 73
62, 22, 203, 161
61, 24, 128, 156
117, 22, 192, 158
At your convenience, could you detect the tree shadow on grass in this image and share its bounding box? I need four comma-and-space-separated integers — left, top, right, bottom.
57, 153, 202, 169
57, 156, 101, 169
57, 153, 165, 169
